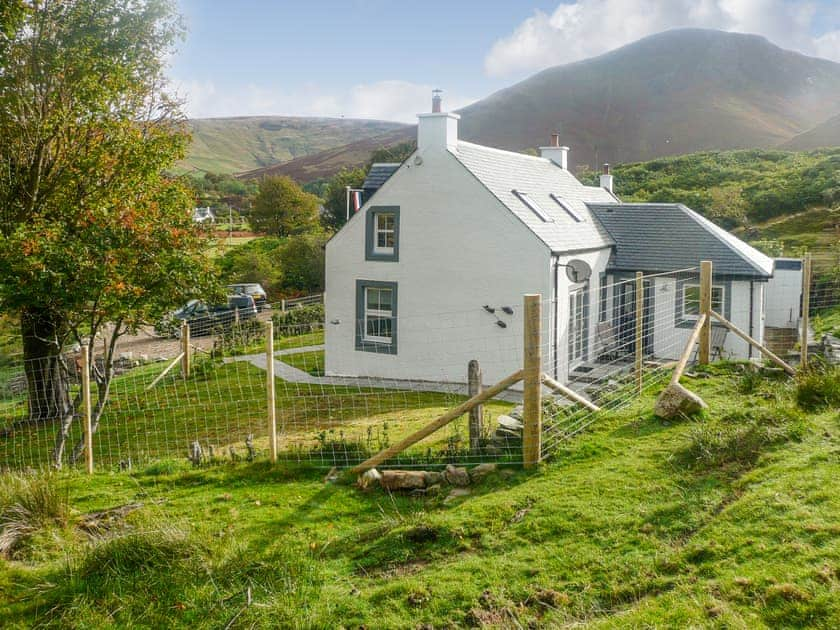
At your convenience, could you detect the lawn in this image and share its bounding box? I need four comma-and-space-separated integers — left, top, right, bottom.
278, 349, 324, 376
0, 363, 837, 628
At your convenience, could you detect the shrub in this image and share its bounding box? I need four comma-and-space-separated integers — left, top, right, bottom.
0, 472, 69, 558
272, 304, 324, 334
795, 361, 840, 411
680, 407, 806, 470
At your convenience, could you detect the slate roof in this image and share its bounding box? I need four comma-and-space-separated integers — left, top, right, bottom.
362, 163, 400, 193
587, 203, 774, 278
452, 141, 616, 253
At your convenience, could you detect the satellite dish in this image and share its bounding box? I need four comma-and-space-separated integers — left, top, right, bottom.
565, 259, 592, 283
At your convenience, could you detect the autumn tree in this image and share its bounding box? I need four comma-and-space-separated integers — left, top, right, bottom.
250, 175, 320, 236
0, 0, 215, 466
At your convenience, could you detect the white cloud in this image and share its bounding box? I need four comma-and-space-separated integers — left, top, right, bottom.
484, 0, 840, 78
171, 78, 475, 122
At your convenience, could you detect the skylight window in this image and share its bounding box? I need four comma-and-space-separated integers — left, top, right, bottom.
550, 194, 584, 223
512, 190, 553, 223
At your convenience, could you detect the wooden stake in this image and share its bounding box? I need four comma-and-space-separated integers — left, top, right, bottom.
145, 352, 185, 391
181, 323, 191, 379
670, 314, 706, 386
350, 369, 524, 474
800, 253, 812, 369
266, 320, 277, 463
468, 359, 482, 453
541, 373, 600, 412
81, 346, 93, 474
635, 271, 644, 393
711, 310, 795, 376
523, 294, 542, 469
698, 261, 713, 365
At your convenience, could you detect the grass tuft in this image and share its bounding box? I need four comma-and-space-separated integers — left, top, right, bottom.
0, 472, 69, 559
795, 361, 840, 411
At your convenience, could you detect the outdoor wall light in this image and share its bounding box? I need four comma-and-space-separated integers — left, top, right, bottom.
330, 319, 341, 325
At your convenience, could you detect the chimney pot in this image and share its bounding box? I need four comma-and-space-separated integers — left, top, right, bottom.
550, 132, 560, 147
432, 89, 442, 113
602, 163, 610, 175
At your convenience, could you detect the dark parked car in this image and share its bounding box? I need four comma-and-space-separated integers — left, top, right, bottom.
155, 295, 258, 337
227, 283, 268, 311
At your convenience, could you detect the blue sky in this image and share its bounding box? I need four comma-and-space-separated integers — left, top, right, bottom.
169, 0, 840, 121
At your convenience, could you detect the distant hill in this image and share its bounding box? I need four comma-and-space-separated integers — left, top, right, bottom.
781, 113, 840, 150
182, 117, 410, 173
263, 29, 840, 182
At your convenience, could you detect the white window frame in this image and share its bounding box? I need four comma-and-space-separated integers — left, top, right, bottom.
363, 286, 394, 344
373, 212, 395, 255
682, 284, 724, 319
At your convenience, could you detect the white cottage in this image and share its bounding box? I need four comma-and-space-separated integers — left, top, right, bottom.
324, 95, 801, 386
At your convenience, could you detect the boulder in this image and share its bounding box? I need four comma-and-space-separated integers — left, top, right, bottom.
423, 471, 444, 486
497, 415, 524, 432
444, 487, 471, 503
507, 405, 524, 420
380, 470, 427, 491
357, 468, 381, 489
444, 464, 470, 487
469, 463, 498, 482
654, 382, 707, 419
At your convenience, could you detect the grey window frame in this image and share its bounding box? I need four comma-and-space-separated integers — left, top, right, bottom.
550, 194, 584, 223
355, 279, 398, 354
674, 277, 732, 327
512, 190, 554, 223
365, 206, 400, 262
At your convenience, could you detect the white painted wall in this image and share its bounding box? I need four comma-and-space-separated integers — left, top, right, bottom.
325, 146, 552, 386
765, 261, 803, 328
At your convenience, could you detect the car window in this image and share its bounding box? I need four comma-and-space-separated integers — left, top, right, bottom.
229, 295, 253, 309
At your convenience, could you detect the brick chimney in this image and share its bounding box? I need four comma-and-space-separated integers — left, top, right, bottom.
539, 132, 569, 169
418, 89, 459, 152
600, 163, 614, 193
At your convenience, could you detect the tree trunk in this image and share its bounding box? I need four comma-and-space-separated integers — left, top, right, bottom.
21, 306, 69, 425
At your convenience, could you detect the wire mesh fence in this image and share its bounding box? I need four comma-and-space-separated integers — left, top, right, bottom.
0, 261, 837, 474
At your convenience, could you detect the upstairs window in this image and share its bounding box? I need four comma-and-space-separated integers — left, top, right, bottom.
550, 194, 584, 223
512, 190, 553, 223
365, 206, 400, 262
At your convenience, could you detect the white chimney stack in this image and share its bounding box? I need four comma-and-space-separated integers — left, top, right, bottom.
417, 89, 459, 152
539, 132, 569, 169
600, 163, 614, 193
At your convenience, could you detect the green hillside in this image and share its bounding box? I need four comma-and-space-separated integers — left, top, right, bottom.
182, 117, 409, 174
1, 364, 838, 627
599, 148, 840, 228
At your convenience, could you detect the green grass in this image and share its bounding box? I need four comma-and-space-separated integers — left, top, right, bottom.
279, 350, 324, 376
274, 329, 323, 350
813, 304, 840, 338
0, 365, 838, 627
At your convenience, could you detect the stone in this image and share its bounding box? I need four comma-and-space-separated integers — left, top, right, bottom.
380, 470, 427, 491
443, 464, 470, 487
443, 487, 471, 503
469, 463, 498, 482
497, 415, 523, 431
507, 405, 524, 420
423, 471, 443, 486
357, 468, 381, 489
654, 382, 708, 419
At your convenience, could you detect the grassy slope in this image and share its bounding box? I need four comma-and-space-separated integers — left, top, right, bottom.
182, 117, 409, 174
0, 365, 838, 628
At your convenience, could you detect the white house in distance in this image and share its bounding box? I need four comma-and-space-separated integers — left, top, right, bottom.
324, 94, 802, 387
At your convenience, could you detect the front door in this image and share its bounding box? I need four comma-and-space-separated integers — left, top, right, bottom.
616, 280, 653, 356
568, 287, 588, 366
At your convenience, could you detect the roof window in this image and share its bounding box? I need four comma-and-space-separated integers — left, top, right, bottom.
550, 194, 584, 223
512, 190, 553, 223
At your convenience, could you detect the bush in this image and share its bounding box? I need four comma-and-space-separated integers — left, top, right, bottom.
795, 362, 840, 411
0, 472, 69, 558
680, 407, 806, 470
272, 304, 324, 334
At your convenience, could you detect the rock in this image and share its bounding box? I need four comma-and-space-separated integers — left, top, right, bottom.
443, 487, 471, 503
380, 470, 427, 491
357, 468, 381, 489
654, 382, 707, 419
498, 414, 523, 431
507, 405, 524, 420
423, 471, 443, 486
444, 464, 470, 487
469, 463, 498, 482
323, 466, 339, 483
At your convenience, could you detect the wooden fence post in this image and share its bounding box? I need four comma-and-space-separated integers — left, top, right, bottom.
468, 360, 482, 452
801, 252, 812, 369
635, 271, 644, 393
523, 294, 542, 468
81, 346, 93, 474
181, 323, 191, 379
698, 261, 713, 365
266, 320, 277, 463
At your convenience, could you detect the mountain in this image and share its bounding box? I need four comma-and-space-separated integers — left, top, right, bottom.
780, 113, 840, 150
262, 29, 840, 182
182, 117, 410, 173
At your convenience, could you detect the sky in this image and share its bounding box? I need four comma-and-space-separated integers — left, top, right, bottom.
169, 0, 840, 122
